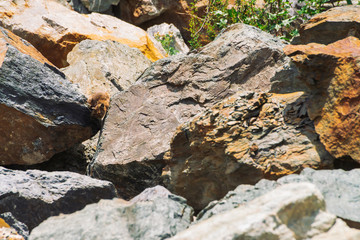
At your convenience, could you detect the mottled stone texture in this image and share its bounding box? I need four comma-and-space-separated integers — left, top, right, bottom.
0, 0, 163, 68
29, 187, 193, 240
89, 23, 291, 199
62, 39, 151, 98
170, 183, 357, 240
293, 5, 360, 45
285, 36, 360, 163
0, 27, 95, 165
0, 167, 117, 230
166, 92, 333, 210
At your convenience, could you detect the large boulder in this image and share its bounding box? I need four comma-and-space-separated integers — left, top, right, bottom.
292, 5, 360, 45
284, 37, 360, 163
88, 23, 292, 198
197, 168, 360, 228
0, 0, 163, 68
166, 91, 333, 210
0, 27, 95, 166
29, 186, 193, 240
0, 167, 117, 230
61, 39, 152, 97
170, 183, 360, 240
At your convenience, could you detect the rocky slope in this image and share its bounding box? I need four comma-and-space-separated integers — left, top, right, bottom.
0, 1, 360, 240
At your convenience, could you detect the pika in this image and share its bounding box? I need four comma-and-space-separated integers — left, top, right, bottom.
87, 92, 110, 119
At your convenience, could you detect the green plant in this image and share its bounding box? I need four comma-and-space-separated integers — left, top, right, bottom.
187, 0, 342, 49
154, 32, 180, 56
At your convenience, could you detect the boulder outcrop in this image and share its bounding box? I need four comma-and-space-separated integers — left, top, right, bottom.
285, 36, 360, 163
0, 27, 95, 165
0, 0, 163, 68
62, 39, 152, 97
170, 183, 359, 240
293, 5, 360, 45
29, 186, 193, 240
0, 167, 117, 230
88, 23, 293, 198
197, 168, 360, 228
166, 91, 333, 210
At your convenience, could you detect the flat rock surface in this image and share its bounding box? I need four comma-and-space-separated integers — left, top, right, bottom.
29, 187, 193, 240
89, 23, 292, 198
0, 167, 117, 230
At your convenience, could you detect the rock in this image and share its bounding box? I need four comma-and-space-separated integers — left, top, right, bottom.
166, 91, 333, 210
0, 0, 163, 68
80, 0, 120, 12
284, 36, 360, 163
197, 168, 360, 229
170, 183, 358, 240
147, 23, 190, 56
53, 0, 90, 13
61, 39, 152, 97
292, 5, 360, 45
29, 188, 193, 240
312, 219, 360, 240
0, 224, 24, 240
88, 23, 292, 199
130, 185, 175, 203
115, 0, 194, 42
0, 213, 29, 240
0, 167, 117, 230
0, 27, 96, 165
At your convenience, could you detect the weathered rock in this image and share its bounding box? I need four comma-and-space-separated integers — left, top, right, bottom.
0, 223, 24, 240
171, 183, 358, 240
312, 219, 360, 240
0, 213, 29, 240
80, 0, 120, 12
0, 27, 96, 165
293, 5, 360, 45
0, 0, 163, 68
53, 0, 90, 13
61, 39, 152, 97
166, 91, 333, 210
0, 167, 117, 230
284, 37, 360, 163
89, 23, 292, 198
197, 168, 360, 229
29, 188, 193, 240
147, 23, 189, 56
130, 185, 175, 203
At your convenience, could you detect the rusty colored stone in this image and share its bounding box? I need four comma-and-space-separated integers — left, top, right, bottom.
293, 5, 360, 45
0, 0, 163, 68
165, 91, 333, 210
285, 36, 360, 162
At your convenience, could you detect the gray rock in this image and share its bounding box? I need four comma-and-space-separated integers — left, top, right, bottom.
89, 23, 292, 199
80, 0, 120, 12
62, 39, 151, 98
147, 23, 189, 56
0, 27, 96, 165
0, 212, 29, 240
0, 167, 117, 230
171, 183, 358, 240
197, 168, 360, 227
29, 187, 193, 240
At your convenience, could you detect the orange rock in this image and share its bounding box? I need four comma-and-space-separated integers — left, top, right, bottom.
293, 5, 360, 45
0, 0, 164, 68
285, 36, 360, 162
165, 91, 333, 210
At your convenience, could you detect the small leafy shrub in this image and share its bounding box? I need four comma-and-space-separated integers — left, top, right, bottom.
187, 0, 353, 49
154, 32, 180, 56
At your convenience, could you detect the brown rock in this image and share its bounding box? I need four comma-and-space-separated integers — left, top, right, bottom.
88, 23, 292, 199
284, 36, 360, 162
0, 0, 163, 68
165, 91, 333, 210
293, 5, 360, 45
0, 27, 94, 165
